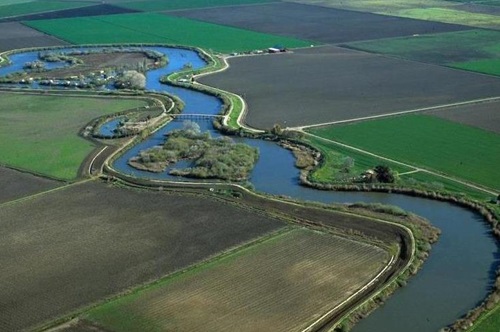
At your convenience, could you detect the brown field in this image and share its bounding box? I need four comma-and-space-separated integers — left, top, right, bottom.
170, 2, 468, 44
200, 45, 500, 129
81, 228, 389, 332
0, 181, 285, 331
0, 22, 69, 52
0, 166, 62, 204
426, 99, 500, 134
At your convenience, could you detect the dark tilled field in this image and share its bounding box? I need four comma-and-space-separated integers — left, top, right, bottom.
0, 166, 62, 204
0, 181, 285, 331
200, 46, 500, 129
0, 22, 69, 52
169, 2, 469, 44
426, 100, 500, 134
0, 4, 138, 23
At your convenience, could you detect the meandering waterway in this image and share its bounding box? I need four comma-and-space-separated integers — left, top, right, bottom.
1, 46, 497, 332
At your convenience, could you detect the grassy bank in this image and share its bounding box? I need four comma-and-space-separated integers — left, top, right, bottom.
307, 115, 500, 191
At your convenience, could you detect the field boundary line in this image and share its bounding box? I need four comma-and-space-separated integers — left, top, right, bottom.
290, 95, 500, 130
304, 132, 498, 196
302, 254, 396, 332
88, 146, 107, 176
0, 179, 93, 208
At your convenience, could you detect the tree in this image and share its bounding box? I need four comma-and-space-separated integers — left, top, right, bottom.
374, 165, 395, 183
342, 157, 354, 173
114, 70, 146, 89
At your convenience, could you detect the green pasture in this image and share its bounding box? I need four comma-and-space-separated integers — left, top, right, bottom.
345, 29, 500, 64
345, 29, 500, 76
295, 0, 500, 27
0, 92, 146, 180
307, 115, 500, 191
0, 0, 90, 19
303, 135, 412, 183
396, 7, 500, 28
25, 13, 312, 53
117, 0, 274, 12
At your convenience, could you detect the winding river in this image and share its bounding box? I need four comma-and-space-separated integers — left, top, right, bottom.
1, 46, 498, 332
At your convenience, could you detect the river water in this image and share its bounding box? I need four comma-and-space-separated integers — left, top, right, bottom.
1, 46, 497, 332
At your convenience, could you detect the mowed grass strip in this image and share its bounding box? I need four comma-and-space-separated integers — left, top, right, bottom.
308, 115, 500, 191
0, 92, 146, 180
84, 228, 389, 332
0, 1, 90, 19
25, 13, 312, 53
117, 0, 275, 12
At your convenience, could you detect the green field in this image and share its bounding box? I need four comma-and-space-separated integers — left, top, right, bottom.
25, 13, 312, 53
304, 135, 413, 183
0, 0, 90, 19
82, 228, 388, 332
451, 58, 500, 76
345, 29, 500, 76
395, 7, 500, 27
117, 0, 275, 12
295, 0, 500, 27
307, 115, 500, 191
469, 304, 500, 332
0, 92, 146, 180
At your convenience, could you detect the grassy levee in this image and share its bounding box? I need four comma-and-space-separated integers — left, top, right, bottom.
25, 13, 313, 53
344, 29, 500, 76
307, 114, 500, 192
0, 1, 90, 19
82, 228, 390, 332
0, 90, 148, 180
116, 0, 275, 12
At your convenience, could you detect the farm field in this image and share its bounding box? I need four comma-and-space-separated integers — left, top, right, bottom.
117, 0, 275, 12
0, 4, 139, 22
0, 166, 61, 204
24, 13, 312, 53
0, 22, 68, 51
469, 304, 500, 332
307, 114, 500, 191
425, 99, 500, 134
171, 2, 468, 44
81, 228, 389, 332
200, 45, 500, 129
0, 0, 90, 19
344, 29, 500, 77
0, 91, 147, 180
290, 0, 500, 28
0, 181, 285, 331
